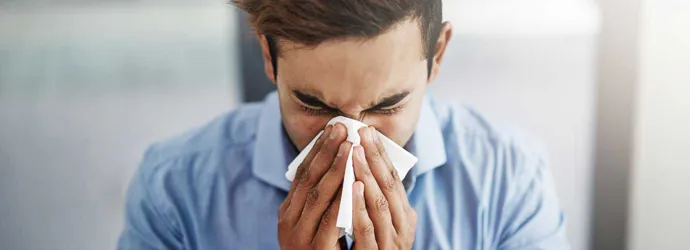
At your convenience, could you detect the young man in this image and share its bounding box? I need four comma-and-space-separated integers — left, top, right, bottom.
118, 0, 570, 249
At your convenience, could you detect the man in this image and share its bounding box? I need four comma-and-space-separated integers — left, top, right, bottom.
118, 0, 570, 249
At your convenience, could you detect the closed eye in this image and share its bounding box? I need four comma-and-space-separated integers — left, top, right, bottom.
366, 91, 410, 111
292, 89, 411, 116
293, 91, 331, 109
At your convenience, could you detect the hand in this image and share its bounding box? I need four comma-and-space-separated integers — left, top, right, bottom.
278, 123, 352, 250
351, 127, 418, 249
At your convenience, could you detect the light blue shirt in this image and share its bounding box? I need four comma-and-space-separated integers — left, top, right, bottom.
118, 92, 569, 250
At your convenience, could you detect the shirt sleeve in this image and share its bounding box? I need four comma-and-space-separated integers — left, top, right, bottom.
497, 154, 571, 250
118, 149, 183, 250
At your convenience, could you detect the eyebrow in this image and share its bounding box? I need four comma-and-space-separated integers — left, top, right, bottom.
292, 90, 410, 111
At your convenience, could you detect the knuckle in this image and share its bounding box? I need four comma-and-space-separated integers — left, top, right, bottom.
295, 164, 307, 180
300, 235, 313, 247
277, 217, 291, 231
293, 229, 311, 246
320, 209, 335, 227
383, 175, 397, 192
358, 201, 369, 213
393, 237, 404, 248
362, 166, 372, 177
371, 149, 384, 161
297, 167, 311, 186
361, 222, 376, 235
375, 196, 389, 211
306, 188, 320, 204
329, 160, 339, 172
279, 201, 288, 213
390, 169, 400, 181
376, 140, 387, 154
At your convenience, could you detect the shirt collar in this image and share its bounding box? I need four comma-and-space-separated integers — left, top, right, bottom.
408, 96, 448, 176
252, 92, 294, 191
251, 92, 447, 192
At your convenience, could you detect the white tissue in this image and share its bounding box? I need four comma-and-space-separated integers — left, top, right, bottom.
285, 116, 418, 238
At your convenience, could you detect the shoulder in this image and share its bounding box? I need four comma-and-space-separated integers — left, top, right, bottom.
431, 98, 548, 163
431, 99, 568, 248
129, 102, 266, 208
431, 98, 549, 196
145, 102, 264, 163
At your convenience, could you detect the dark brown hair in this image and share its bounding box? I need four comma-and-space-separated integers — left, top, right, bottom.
232, 0, 442, 78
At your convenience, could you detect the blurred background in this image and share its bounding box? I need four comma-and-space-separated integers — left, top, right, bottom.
0, 0, 688, 249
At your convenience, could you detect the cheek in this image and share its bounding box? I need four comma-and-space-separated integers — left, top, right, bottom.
367, 108, 419, 147
369, 93, 426, 146
283, 112, 332, 150
278, 88, 331, 150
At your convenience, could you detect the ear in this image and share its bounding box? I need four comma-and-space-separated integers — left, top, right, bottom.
427, 22, 453, 85
257, 35, 277, 84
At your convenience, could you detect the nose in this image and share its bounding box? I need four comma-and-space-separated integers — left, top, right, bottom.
338, 111, 367, 123
340, 113, 382, 129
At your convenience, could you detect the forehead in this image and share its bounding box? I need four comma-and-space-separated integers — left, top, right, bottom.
278, 20, 427, 105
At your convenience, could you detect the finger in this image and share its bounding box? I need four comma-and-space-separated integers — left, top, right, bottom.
282, 125, 333, 214
353, 145, 396, 244
353, 181, 378, 250
312, 189, 343, 248
373, 127, 409, 201
359, 127, 408, 232
299, 141, 351, 235
362, 127, 407, 197
306, 123, 348, 188
286, 123, 347, 220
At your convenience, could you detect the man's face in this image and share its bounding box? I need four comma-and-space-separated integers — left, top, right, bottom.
262, 20, 450, 150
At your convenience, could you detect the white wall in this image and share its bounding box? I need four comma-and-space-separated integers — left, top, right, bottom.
627, 0, 690, 249
0, 3, 239, 250
434, 2, 600, 250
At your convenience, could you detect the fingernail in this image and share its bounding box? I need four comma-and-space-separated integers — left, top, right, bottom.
356, 182, 364, 196
337, 143, 346, 157
362, 127, 370, 142
324, 125, 333, 137
329, 124, 339, 139
370, 127, 379, 142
